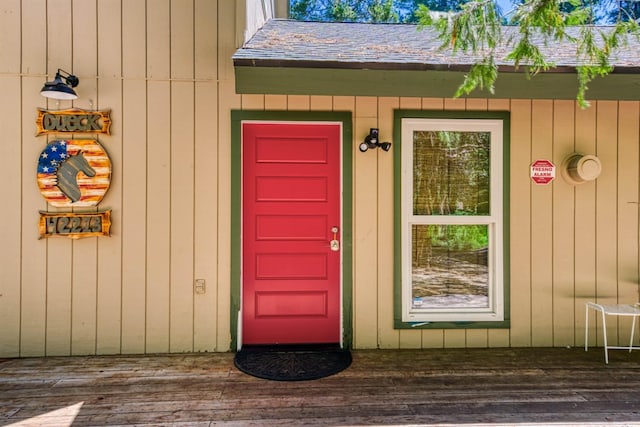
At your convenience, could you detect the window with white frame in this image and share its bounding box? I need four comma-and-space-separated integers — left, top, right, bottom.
400, 116, 506, 324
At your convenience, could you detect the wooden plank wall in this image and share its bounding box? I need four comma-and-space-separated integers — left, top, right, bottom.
0, 0, 233, 357
238, 95, 640, 350
1, 0, 639, 356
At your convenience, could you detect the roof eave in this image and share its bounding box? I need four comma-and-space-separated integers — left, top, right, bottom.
234, 64, 640, 100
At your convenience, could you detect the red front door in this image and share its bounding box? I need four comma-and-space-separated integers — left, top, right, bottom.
242, 122, 341, 345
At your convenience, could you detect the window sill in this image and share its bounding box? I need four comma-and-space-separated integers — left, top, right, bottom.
394, 319, 511, 329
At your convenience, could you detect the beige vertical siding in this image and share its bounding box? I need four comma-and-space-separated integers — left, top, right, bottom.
0, 0, 233, 357
19, 1, 49, 358
378, 97, 400, 349
0, 0, 22, 358
2, 0, 640, 356
617, 102, 640, 345
575, 105, 599, 347
236, 95, 640, 350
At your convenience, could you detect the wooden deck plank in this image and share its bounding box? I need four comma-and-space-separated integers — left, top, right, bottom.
3, 348, 640, 426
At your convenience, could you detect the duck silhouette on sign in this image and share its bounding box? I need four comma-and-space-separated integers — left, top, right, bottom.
56, 151, 96, 202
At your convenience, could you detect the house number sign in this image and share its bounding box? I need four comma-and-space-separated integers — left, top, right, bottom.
38, 211, 111, 239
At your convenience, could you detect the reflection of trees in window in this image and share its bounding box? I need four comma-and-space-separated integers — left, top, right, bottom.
413, 131, 490, 216
411, 226, 489, 309
411, 131, 490, 307
412, 131, 490, 269
401, 117, 504, 321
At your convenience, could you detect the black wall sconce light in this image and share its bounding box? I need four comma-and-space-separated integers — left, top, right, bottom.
40, 69, 80, 100
359, 128, 391, 152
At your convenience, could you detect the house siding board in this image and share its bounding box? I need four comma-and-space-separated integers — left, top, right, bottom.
509, 100, 533, 347
3, 1, 640, 357
170, 81, 196, 353
353, 97, 382, 348
552, 100, 577, 347
0, 1, 22, 357
287, 95, 311, 110
217, 0, 241, 353
377, 97, 400, 349
72, 238, 99, 356
147, 0, 171, 80
310, 95, 333, 111
617, 101, 640, 345
47, 0, 72, 80
596, 101, 621, 344
146, 80, 172, 354
96, 0, 124, 357
194, 80, 219, 352
123, 0, 147, 79
121, 79, 148, 354
575, 105, 599, 347
530, 100, 554, 347
217, 79, 240, 352
0, 0, 20, 74
21, 0, 46, 75
18, 77, 47, 358
46, 239, 73, 356
195, 0, 218, 81
171, 0, 195, 80
354, 109, 379, 349
0, 76, 21, 356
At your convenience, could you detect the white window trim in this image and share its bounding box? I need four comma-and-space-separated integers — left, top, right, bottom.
401, 118, 504, 323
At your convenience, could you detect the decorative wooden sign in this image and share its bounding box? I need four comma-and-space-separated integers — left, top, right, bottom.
38, 210, 111, 239
36, 139, 112, 207
36, 108, 111, 136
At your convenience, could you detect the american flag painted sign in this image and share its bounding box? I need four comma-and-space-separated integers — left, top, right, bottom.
36, 139, 112, 207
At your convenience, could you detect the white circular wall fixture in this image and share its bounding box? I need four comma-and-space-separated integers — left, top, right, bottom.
561, 153, 602, 185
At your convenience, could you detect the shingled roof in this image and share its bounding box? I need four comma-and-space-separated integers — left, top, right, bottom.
234, 19, 640, 72
233, 19, 640, 100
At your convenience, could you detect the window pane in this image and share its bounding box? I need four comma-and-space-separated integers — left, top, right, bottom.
413, 131, 490, 216
411, 224, 489, 309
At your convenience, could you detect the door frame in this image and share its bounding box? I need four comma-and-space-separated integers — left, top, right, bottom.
230, 111, 353, 351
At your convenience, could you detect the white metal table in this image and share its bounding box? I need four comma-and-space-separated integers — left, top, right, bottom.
585, 302, 640, 364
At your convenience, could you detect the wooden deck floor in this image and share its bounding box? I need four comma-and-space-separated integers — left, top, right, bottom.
3, 347, 640, 426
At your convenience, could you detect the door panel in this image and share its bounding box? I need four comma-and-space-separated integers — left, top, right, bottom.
242, 123, 341, 345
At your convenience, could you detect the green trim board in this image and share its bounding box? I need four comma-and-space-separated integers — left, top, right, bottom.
393, 110, 511, 330
235, 66, 640, 100
230, 110, 354, 350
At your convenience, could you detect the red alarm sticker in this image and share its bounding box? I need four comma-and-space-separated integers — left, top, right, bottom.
530, 159, 555, 185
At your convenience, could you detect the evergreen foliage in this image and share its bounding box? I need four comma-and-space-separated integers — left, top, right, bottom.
290, 0, 400, 22
290, 0, 640, 107
419, 0, 640, 107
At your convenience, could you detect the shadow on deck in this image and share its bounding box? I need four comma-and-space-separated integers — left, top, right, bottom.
2, 347, 640, 426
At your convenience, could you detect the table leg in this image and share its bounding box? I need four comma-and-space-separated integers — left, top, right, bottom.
630, 315, 638, 352
601, 309, 609, 364
585, 305, 589, 352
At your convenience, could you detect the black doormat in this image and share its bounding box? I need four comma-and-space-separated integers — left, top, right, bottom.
234, 344, 352, 381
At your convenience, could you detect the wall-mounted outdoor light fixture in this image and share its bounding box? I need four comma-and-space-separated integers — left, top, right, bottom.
359, 128, 391, 152
40, 69, 79, 100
